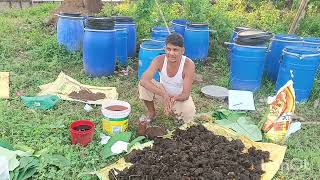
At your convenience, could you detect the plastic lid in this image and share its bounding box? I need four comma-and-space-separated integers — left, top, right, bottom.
238, 30, 270, 37
60, 12, 81, 17
234, 27, 252, 32
187, 22, 208, 27
112, 16, 134, 22
86, 17, 115, 30
201, 85, 228, 98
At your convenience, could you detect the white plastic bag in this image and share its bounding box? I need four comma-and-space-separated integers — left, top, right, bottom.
0, 156, 10, 180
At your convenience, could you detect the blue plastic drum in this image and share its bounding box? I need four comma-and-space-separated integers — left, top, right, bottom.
115, 18, 136, 58
171, 19, 190, 37
115, 27, 128, 66
184, 23, 210, 61
83, 28, 116, 77
230, 44, 267, 91
275, 46, 320, 102
57, 14, 84, 52
138, 41, 165, 81
151, 26, 173, 42
265, 34, 303, 81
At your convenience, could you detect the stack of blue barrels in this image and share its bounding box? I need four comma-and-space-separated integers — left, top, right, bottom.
229, 29, 272, 92
228, 27, 320, 102
138, 19, 212, 81
56, 13, 137, 77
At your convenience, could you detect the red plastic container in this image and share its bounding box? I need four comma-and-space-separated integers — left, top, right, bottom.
69, 120, 95, 147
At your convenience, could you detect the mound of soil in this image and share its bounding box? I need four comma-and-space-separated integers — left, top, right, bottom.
47, 0, 103, 25
105, 105, 128, 111
110, 125, 270, 180
68, 89, 105, 101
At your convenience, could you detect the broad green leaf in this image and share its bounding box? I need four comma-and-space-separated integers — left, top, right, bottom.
128, 136, 145, 149
13, 144, 34, 155
0, 139, 15, 150
18, 167, 37, 180
128, 141, 154, 152
216, 117, 262, 141
34, 147, 49, 157
102, 132, 132, 159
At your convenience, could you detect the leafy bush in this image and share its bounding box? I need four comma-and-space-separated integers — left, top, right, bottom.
100, 0, 319, 44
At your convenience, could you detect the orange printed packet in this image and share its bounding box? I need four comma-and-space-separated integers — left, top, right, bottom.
262, 80, 295, 144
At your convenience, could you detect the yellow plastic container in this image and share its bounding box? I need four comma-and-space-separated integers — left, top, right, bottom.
101, 100, 131, 134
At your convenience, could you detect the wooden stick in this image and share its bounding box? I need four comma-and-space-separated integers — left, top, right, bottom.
154, 0, 171, 34
288, 0, 309, 34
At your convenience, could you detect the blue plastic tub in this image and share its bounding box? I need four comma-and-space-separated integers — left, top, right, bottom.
184, 23, 210, 61
115, 27, 128, 66
171, 19, 190, 37
303, 37, 320, 48
57, 14, 84, 52
230, 44, 267, 91
275, 46, 320, 102
115, 21, 136, 58
265, 34, 303, 81
227, 27, 252, 63
83, 28, 116, 77
151, 26, 173, 41
138, 41, 165, 81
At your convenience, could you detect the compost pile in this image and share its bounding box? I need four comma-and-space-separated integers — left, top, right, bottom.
109, 125, 270, 180
68, 89, 105, 101
48, 0, 103, 25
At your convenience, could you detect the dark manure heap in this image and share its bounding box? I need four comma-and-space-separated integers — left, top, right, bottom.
109, 125, 270, 180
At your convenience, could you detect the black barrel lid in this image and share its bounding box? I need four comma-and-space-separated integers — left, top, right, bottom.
60, 12, 81, 17
187, 22, 208, 27
86, 17, 115, 30
237, 30, 271, 39
234, 27, 251, 32
112, 16, 134, 22
235, 38, 267, 46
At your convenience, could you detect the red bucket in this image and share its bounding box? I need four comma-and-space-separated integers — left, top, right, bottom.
69, 120, 95, 147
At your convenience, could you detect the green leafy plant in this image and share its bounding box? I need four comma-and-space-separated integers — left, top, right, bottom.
10, 157, 39, 180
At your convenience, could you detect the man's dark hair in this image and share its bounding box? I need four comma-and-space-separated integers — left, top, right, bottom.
166, 33, 184, 47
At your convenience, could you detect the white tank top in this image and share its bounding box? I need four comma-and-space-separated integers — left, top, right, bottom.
160, 55, 186, 96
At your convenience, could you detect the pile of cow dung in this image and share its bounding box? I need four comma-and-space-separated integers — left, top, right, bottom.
109, 125, 270, 180
47, 0, 103, 25
68, 89, 105, 101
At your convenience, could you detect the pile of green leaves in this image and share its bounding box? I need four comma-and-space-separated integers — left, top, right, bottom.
0, 140, 39, 180
213, 109, 262, 141
10, 157, 39, 180
102, 132, 149, 159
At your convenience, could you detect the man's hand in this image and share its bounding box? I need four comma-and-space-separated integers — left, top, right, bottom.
159, 85, 173, 115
